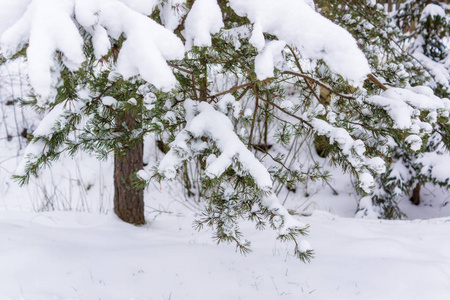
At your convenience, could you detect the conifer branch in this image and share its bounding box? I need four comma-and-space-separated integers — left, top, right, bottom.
256, 94, 313, 128
282, 71, 356, 100
169, 63, 200, 100
208, 82, 253, 101
367, 73, 388, 91
286, 46, 323, 104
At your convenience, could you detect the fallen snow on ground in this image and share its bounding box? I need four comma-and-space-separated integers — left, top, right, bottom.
1, 209, 450, 300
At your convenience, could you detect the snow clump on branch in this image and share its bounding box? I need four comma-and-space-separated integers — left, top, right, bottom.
0, 0, 184, 103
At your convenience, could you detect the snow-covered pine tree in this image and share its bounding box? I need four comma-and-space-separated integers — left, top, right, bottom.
391, 0, 450, 208
315, 0, 450, 218
377, 0, 450, 215
1, 0, 448, 258
395, 0, 450, 97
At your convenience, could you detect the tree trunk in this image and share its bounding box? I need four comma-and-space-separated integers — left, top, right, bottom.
314, 86, 332, 157
411, 182, 421, 206
114, 110, 145, 225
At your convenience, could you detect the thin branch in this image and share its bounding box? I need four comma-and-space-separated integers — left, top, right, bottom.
93, 81, 117, 101
169, 63, 200, 100
236, 86, 251, 102
169, 63, 193, 74
286, 46, 323, 104
208, 82, 253, 100
283, 71, 356, 100
367, 73, 388, 91
257, 94, 313, 128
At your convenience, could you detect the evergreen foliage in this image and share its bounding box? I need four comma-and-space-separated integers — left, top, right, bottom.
1, 0, 449, 261
317, 0, 450, 218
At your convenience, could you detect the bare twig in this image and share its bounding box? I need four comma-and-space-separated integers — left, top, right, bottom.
367, 73, 388, 91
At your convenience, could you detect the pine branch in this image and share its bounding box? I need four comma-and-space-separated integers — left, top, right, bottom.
367, 73, 388, 91
282, 71, 356, 100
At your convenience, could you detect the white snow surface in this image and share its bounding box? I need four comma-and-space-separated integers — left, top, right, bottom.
0, 0, 374, 99
1, 0, 85, 100
228, 0, 371, 85
184, 0, 224, 49
1, 210, 449, 299
1, 2, 450, 299
367, 86, 447, 129
159, 0, 186, 31
420, 3, 447, 20
254, 40, 286, 80
1, 80, 450, 298
0, 0, 185, 101
159, 100, 273, 190
417, 152, 450, 183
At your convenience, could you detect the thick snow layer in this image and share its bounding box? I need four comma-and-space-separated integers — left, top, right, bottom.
366, 87, 446, 129
311, 118, 368, 172
1, 0, 85, 99
358, 172, 375, 193
159, 0, 186, 31
420, 3, 447, 20
159, 100, 273, 190
413, 50, 450, 89
417, 152, 450, 183
254, 40, 286, 80
0, 0, 30, 37
228, 0, 371, 85
184, 0, 223, 49
0, 0, 185, 100
118, 0, 158, 15
0, 210, 449, 299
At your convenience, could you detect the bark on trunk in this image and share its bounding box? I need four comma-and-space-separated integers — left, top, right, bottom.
411, 183, 421, 206
314, 86, 332, 157
114, 110, 145, 225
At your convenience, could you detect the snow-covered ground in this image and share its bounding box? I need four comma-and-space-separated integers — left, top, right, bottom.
1, 124, 449, 299
1, 208, 450, 300
1, 120, 449, 299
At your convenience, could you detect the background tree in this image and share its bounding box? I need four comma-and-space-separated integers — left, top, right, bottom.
316, 0, 450, 218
